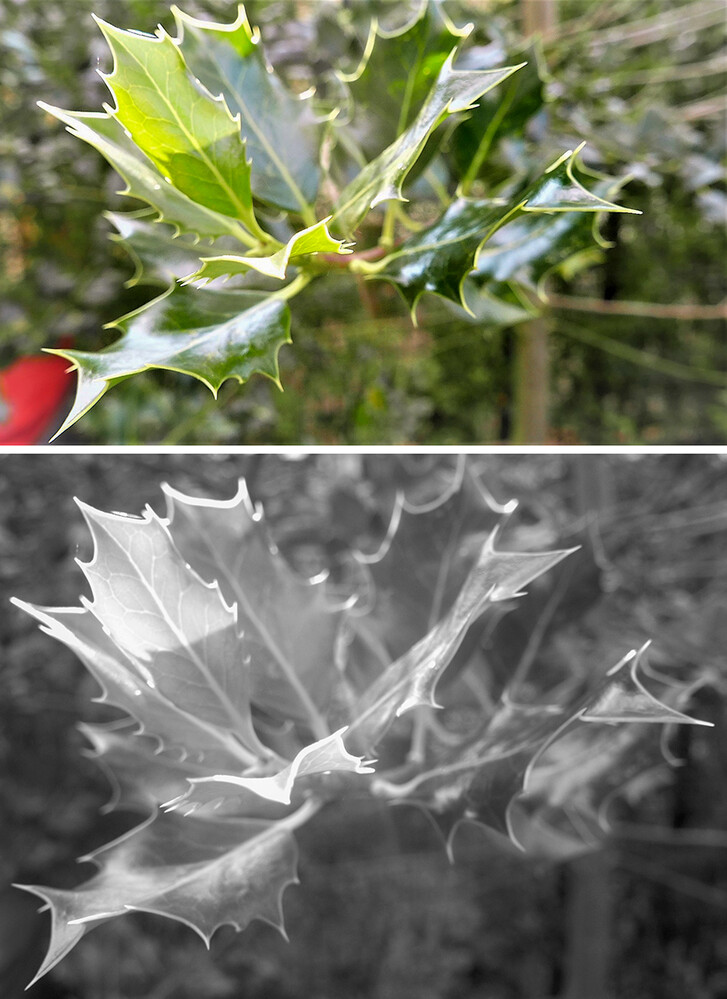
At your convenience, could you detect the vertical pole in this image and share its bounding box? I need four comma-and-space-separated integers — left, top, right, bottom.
521, 0, 558, 38
512, 320, 550, 443
559, 455, 615, 999
511, 0, 557, 444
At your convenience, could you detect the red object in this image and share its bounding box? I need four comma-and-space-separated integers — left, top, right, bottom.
0, 353, 74, 445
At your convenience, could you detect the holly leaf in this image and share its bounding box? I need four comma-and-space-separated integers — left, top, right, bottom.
360, 147, 639, 314
94, 16, 265, 239
186, 218, 351, 284
46, 284, 293, 438
79, 722, 210, 814
107, 212, 226, 288
578, 644, 715, 726
16, 810, 300, 988
349, 460, 517, 667
166, 727, 373, 813
162, 480, 345, 735
37, 106, 253, 242
331, 52, 525, 234
173, 5, 323, 217
10, 602, 249, 770
79, 501, 270, 760
347, 530, 575, 751
375, 645, 710, 847
340, 1, 471, 160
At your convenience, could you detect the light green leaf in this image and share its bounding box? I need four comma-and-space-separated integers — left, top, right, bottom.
12, 601, 252, 770
331, 51, 525, 234
77, 501, 269, 758
187, 217, 351, 283
173, 5, 323, 219
94, 16, 265, 239
37, 105, 253, 242
162, 479, 346, 736
46, 283, 295, 438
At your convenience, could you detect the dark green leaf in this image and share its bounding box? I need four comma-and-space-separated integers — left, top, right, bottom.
331, 53, 524, 234
359, 147, 639, 314
16, 810, 300, 988
47, 283, 295, 436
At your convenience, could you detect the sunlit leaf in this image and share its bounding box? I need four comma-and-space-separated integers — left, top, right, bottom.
94, 16, 264, 238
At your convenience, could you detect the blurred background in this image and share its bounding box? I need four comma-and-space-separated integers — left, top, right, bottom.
1, 452, 726, 998
0, 0, 725, 444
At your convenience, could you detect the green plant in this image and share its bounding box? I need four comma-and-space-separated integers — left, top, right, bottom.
38, 1, 637, 439
13, 458, 712, 987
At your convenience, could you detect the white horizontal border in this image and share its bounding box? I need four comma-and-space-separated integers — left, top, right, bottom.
1, 445, 727, 456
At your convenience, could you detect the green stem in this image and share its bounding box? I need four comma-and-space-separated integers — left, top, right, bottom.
461, 77, 519, 196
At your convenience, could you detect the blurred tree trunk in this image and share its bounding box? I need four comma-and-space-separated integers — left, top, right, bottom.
512, 321, 550, 443
558, 456, 615, 999
511, 0, 557, 443
521, 0, 558, 38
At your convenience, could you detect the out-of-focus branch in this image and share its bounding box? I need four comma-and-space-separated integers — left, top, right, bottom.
546, 293, 727, 321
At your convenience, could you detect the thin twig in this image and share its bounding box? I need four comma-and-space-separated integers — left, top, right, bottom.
547, 293, 727, 322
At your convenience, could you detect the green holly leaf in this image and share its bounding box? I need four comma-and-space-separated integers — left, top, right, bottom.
37, 106, 254, 242
107, 212, 226, 288
172, 5, 323, 219
46, 283, 295, 438
93, 16, 266, 240
79, 722, 211, 814
11, 601, 250, 770
475, 174, 634, 290
376, 644, 710, 849
349, 460, 515, 668
331, 52, 525, 234
340, 1, 471, 160
359, 146, 639, 314
166, 728, 373, 812
187, 218, 352, 284
80, 501, 271, 759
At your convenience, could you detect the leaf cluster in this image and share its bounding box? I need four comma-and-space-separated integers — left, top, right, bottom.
13, 457, 712, 984
38, 1, 637, 438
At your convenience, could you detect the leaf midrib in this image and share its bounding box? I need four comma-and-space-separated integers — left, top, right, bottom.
191, 518, 330, 741
210, 50, 315, 223
100, 518, 256, 750
115, 32, 254, 228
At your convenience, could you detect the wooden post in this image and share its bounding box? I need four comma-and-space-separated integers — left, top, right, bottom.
558, 455, 615, 999
521, 0, 558, 38
512, 319, 550, 443
511, 0, 557, 443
